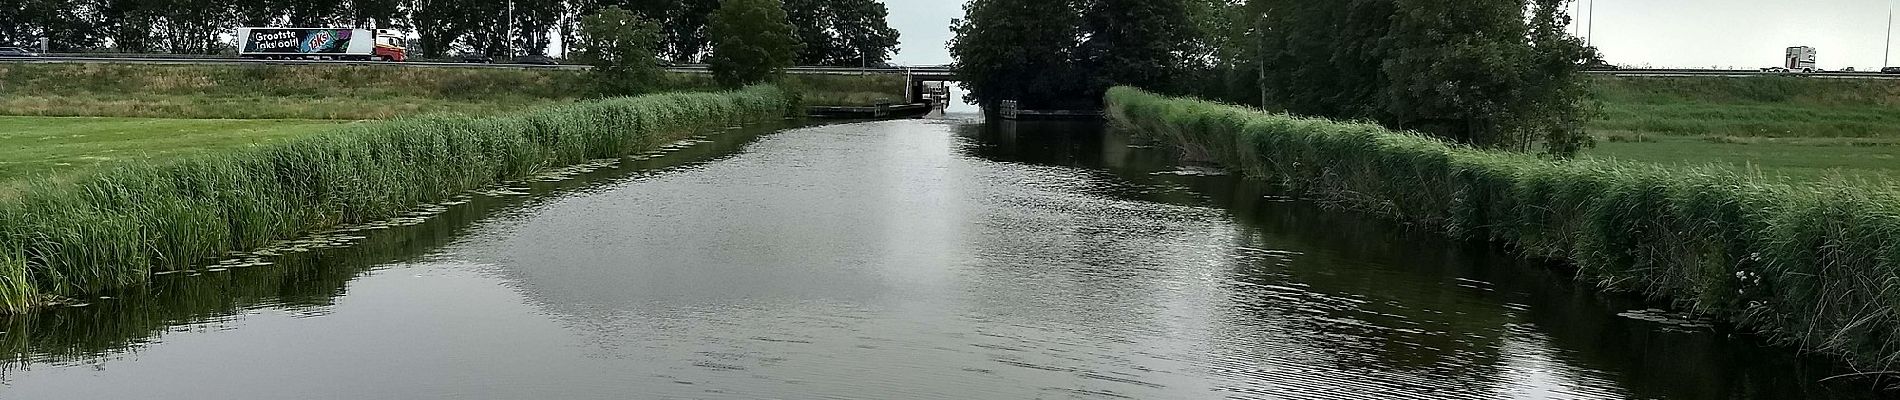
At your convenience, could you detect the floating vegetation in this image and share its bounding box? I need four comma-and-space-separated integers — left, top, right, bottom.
529, 159, 622, 182
471, 187, 532, 197
1617, 309, 1718, 329
0, 85, 796, 310
1151, 167, 1228, 177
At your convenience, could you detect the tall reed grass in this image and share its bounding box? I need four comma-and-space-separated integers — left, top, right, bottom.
1106, 86, 1900, 369
0, 85, 795, 313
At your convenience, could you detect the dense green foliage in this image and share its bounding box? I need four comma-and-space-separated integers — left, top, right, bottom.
785, 0, 900, 67
949, 0, 1594, 155
1107, 86, 1900, 369
949, 0, 1199, 111
575, 6, 664, 96
707, 0, 800, 88
949, 0, 1084, 110
1229, 0, 1597, 155
0, 85, 795, 313
0, 0, 894, 64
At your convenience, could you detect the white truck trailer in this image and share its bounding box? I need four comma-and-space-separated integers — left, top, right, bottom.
236, 27, 409, 61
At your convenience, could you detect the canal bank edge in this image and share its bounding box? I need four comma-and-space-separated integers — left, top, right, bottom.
0, 85, 798, 313
1104, 86, 1900, 371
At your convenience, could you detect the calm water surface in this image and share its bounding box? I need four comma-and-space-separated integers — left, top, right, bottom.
0, 117, 1881, 399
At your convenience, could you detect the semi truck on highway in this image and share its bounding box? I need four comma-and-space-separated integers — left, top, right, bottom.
1782, 46, 1817, 73
236, 28, 408, 61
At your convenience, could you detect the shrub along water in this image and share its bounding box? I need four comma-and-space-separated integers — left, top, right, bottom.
0, 85, 796, 313
1106, 86, 1900, 369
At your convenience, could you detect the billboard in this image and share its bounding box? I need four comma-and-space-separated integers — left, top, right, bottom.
243, 29, 354, 54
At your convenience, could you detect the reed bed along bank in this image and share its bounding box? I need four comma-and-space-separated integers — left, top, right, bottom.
1105, 86, 1900, 369
0, 85, 796, 313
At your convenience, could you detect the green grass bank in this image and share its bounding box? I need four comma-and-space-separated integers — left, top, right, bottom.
1592, 75, 1900, 139
0, 85, 796, 313
0, 63, 906, 119
0, 117, 346, 185
1106, 86, 1900, 369
1587, 76, 1900, 183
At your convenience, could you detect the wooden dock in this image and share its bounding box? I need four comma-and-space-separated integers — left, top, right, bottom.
807, 103, 934, 119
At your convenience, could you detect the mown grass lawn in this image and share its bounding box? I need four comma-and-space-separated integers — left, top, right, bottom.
0, 116, 346, 183
1585, 76, 1900, 185
1588, 135, 1900, 185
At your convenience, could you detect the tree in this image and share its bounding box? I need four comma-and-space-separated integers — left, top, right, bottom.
510, 0, 565, 56
785, 0, 899, 67
661, 0, 719, 62
1520, 0, 1597, 156
949, 0, 1085, 111
1240, 0, 1593, 156
1077, 0, 1195, 95
706, 0, 799, 88
784, 0, 833, 65
154, 0, 237, 54
827, 0, 898, 66
951, 0, 1198, 111
1, 0, 98, 51
0, 0, 902, 70
575, 6, 663, 95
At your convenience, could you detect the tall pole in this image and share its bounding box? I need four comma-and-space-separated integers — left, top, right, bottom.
1574, 0, 1583, 38
1586, 0, 1595, 47
1257, 13, 1268, 107
507, 0, 515, 57
1887, 0, 1894, 67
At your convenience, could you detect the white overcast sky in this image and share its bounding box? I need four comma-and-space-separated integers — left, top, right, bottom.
881, 0, 1900, 70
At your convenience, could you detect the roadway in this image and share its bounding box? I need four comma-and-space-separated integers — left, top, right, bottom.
6, 55, 1900, 80
0, 55, 959, 79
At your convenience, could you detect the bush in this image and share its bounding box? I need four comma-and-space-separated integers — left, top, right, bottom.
1107, 86, 1900, 369
0, 85, 795, 311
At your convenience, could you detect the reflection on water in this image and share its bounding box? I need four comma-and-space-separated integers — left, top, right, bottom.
0, 118, 1884, 399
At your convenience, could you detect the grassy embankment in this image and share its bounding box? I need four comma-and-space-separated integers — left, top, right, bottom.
0, 117, 342, 184
0, 85, 797, 313
0, 63, 908, 119
1589, 76, 1900, 182
0, 63, 906, 184
1107, 86, 1900, 369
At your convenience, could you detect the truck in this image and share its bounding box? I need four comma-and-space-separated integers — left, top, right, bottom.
236, 27, 408, 61
1783, 46, 1817, 73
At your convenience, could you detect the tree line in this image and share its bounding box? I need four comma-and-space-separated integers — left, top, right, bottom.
952, 0, 1596, 156
0, 0, 898, 65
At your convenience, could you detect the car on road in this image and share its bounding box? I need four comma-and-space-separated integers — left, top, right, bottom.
454, 53, 494, 63
1882, 67, 1900, 74
509, 55, 561, 65
0, 47, 40, 57
1583, 62, 1619, 71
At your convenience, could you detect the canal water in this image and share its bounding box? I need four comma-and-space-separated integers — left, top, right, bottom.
0, 117, 1882, 399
